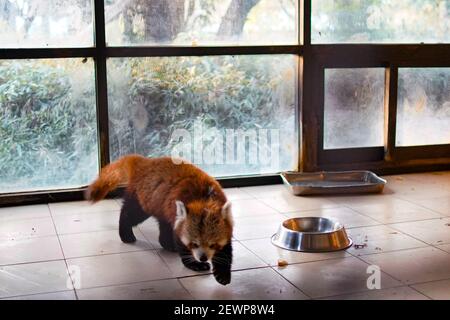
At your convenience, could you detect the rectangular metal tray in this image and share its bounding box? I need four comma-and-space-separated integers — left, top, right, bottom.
280, 171, 387, 196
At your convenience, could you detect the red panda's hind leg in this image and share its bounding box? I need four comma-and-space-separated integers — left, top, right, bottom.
158, 220, 177, 252
119, 193, 149, 243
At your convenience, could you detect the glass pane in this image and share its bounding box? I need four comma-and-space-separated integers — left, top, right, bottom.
312, 0, 450, 44
0, 59, 98, 193
396, 68, 450, 146
324, 68, 385, 149
0, 0, 93, 48
107, 55, 298, 177
105, 0, 298, 46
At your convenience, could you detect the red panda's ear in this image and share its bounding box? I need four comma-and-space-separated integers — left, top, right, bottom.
221, 201, 233, 226
175, 200, 187, 229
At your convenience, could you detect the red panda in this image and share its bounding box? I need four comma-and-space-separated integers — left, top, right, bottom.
85, 154, 233, 285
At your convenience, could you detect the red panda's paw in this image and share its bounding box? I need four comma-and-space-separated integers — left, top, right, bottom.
213, 269, 231, 285
185, 261, 211, 272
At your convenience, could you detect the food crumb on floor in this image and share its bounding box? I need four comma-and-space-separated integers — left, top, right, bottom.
277, 259, 288, 267
354, 244, 367, 249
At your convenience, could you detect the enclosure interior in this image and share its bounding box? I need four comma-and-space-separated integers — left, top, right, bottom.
0, 0, 449, 206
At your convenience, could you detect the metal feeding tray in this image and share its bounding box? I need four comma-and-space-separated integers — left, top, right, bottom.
281, 171, 386, 196
271, 217, 352, 252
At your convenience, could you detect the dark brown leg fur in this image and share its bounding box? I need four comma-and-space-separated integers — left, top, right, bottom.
119, 193, 149, 243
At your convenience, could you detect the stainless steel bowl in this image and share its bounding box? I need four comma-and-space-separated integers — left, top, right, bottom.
271, 217, 353, 252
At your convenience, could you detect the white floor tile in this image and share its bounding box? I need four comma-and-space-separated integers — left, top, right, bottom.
77, 279, 192, 300
0, 260, 69, 299
0, 204, 50, 222
412, 279, 450, 300
53, 211, 119, 235
322, 286, 429, 300
233, 214, 285, 241
360, 247, 450, 285
59, 229, 151, 258
2, 290, 76, 300
66, 251, 173, 289
390, 218, 450, 245
0, 217, 56, 241
412, 196, 450, 216
240, 184, 291, 199
347, 225, 428, 256
276, 256, 401, 298
223, 188, 254, 200
49, 199, 120, 216
349, 198, 442, 224
261, 195, 338, 213
0, 236, 63, 266
231, 198, 279, 218
179, 267, 309, 300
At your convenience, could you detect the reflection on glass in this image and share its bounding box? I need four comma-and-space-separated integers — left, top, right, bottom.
0, 59, 98, 192
105, 0, 297, 46
397, 68, 450, 146
324, 68, 385, 149
0, 0, 94, 48
107, 55, 298, 177
312, 0, 449, 44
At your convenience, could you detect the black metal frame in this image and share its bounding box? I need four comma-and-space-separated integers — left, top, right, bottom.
1, 0, 450, 207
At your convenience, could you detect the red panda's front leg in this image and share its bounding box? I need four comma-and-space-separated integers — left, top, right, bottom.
212, 242, 233, 285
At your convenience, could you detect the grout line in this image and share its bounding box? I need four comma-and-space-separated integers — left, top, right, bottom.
72, 265, 272, 295
0, 258, 66, 268
63, 247, 155, 261
0, 289, 76, 300
384, 223, 449, 247
341, 203, 446, 226
407, 285, 434, 300
346, 244, 432, 258
268, 265, 312, 299
176, 278, 196, 300
48, 203, 79, 300
431, 244, 450, 254
345, 253, 405, 286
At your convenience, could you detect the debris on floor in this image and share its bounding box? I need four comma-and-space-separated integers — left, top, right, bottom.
353, 243, 368, 249
277, 259, 288, 267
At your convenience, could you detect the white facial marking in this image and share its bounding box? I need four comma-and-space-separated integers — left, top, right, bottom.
175, 200, 187, 230
221, 201, 233, 226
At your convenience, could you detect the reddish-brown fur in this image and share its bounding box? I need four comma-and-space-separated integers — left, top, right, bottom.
85, 154, 232, 237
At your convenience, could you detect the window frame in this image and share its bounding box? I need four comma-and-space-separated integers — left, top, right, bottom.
1, 0, 449, 206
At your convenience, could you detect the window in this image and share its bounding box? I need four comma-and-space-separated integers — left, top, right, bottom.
312, 0, 450, 44
107, 55, 298, 176
324, 68, 385, 149
105, 0, 298, 46
396, 68, 450, 147
1, 1, 449, 204
0, 58, 98, 193
0, 0, 94, 48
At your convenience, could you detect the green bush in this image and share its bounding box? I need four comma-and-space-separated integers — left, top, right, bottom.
0, 60, 97, 191
108, 55, 296, 174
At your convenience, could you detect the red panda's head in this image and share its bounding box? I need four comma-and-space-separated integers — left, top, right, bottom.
174, 199, 233, 262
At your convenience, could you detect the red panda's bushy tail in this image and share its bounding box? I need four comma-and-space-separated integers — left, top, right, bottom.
85, 154, 144, 202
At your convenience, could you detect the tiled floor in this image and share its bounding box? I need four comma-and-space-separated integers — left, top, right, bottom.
0, 171, 449, 300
